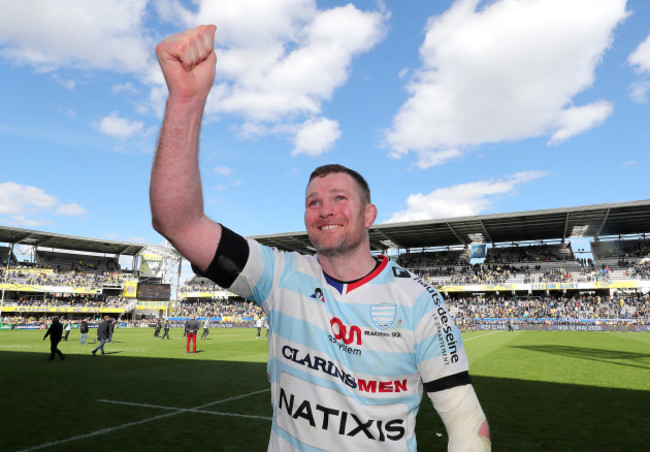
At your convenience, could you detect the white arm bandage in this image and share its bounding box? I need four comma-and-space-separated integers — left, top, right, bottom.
428, 384, 491, 452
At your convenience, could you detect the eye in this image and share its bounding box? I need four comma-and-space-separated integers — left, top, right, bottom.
308, 199, 320, 207
335, 195, 347, 201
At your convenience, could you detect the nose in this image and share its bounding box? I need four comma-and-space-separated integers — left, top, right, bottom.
319, 199, 335, 218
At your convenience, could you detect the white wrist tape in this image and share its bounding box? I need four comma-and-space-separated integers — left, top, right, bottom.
428, 384, 491, 452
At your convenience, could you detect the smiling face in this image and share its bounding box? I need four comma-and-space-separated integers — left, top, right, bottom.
304, 171, 377, 258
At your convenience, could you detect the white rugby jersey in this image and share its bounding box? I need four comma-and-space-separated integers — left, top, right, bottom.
224, 239, 471, 451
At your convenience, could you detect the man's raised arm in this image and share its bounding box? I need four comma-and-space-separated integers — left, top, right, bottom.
150, 25, 222, 272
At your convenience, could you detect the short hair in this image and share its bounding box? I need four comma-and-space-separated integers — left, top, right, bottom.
308, 164, 371, 205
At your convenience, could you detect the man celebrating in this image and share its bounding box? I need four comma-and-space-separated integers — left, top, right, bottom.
151, 25, 490, 451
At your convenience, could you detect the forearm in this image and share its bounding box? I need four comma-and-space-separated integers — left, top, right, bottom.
150, 97, 205, 237
428, 384, 491, 451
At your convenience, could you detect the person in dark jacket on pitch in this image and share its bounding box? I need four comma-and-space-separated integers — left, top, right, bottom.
161, 319, 171, 339
185, 315, 200, 354
107, 318, 115, 343
91, 316, 111, 356
154, 319, 162, 337
43, 316, 65, 361
79, 319, 89, 345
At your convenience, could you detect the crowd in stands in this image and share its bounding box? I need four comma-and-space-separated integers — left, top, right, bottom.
407, 261, 638, 285
624, 261, 650, 280
174, 298, 263, 321
3, 294, 125, 309
179, 276, 229, 294
443, 264, 522, 285
484, 243, 575, 264
449, 293, 649, 323
398, 249, 469, 269
2, 238, 649, 327
592, 239, 650, 260
1, 266, 136, 289
36, 250, 121, 272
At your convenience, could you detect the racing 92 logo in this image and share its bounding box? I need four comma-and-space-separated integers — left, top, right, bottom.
330, 317, 362, 345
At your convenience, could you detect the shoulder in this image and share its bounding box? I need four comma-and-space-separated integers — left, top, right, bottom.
384, 260, 436, 292
380, 260, 446, 308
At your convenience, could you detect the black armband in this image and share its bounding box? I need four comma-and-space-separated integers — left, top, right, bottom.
191, 224, 250, 288
424, 371, 472, 393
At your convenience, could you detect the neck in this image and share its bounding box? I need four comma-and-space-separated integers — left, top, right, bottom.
318, 248, 377, 281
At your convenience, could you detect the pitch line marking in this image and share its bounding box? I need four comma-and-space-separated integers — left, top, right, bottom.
463, 330, 503, 341
17, 388, 271, 451
99, 399, 272, 421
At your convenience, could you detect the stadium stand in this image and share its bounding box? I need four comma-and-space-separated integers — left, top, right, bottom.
36, 250, 120, 272
0, 246, 17, 267
484, 242, 576, 265
2, 200, 650, 330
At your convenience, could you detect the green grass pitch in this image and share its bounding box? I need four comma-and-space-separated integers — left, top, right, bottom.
0, 327, 648, 451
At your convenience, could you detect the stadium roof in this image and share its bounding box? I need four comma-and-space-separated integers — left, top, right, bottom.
250, 199, 650, 254
2, 199, 649, 258
0, 225, 146, 256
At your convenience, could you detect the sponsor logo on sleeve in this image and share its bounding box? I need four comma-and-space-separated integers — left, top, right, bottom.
432, 306, 460, 365
392, 267, 411, 278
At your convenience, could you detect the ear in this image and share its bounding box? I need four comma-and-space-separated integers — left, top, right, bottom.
364, 203, 377, 228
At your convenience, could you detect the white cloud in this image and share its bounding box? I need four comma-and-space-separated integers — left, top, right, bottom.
629, 81, 650, 104
0, 182, 56, 215
0, 0, 152, 74
11, 216, 46, 227
60, 108, 76, 119
180, 1, 387, 126
111, 82, 138, 94
0, 181, 85, 226
385, 0, 626, 165
291, 117, 341, 156
54, 76, 76, 90
548, 101, 612, 145
55, 203, 87, 216
386, 171, 547, 223
629, 33, 650, 74
0, 1, 386, 156
213, 165, 234, 176
627, 33, 650, 103
411, 149, 463, 169
97, 111, 144, 138
153, 0, 197, 28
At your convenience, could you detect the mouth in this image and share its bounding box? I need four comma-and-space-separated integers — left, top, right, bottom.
319, 224, 341, 231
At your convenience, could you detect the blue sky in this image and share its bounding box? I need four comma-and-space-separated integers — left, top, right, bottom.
1, 0, 649, 252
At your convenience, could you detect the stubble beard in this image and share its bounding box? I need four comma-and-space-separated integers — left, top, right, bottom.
309, 228, 366, 259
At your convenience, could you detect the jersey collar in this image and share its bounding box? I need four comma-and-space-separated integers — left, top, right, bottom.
323, 255, 389, 295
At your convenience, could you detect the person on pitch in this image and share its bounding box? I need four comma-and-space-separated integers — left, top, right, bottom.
185, 315, 200, 354
43, 315, 65, 361
151, 25, 490, 451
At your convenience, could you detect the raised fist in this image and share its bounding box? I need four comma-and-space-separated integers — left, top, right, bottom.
155, 25, 217, 102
